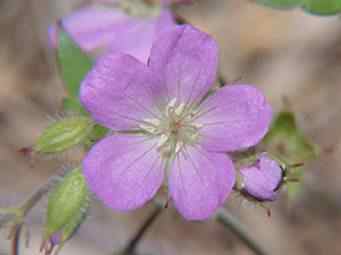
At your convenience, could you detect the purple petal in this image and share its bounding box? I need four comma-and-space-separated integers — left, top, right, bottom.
155, 10, 175, 36
49, 7, 175, 63
104, 19, 155, 63
80, 53, 163, 131
83, 135, 164, 211
108, 10, 175, 63
197, 85, 272, 152
240, 154, 282, 201
149, 25, 218, 106
168, 145, 235, 220
49, 7, 128, 50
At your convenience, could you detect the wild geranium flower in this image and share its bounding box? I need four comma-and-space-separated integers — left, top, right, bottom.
80, 25, 272, 220
48, 0, 174, 63
239, 153, 283, 202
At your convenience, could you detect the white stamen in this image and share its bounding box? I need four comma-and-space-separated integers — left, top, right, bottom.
144, 118, 160, 126
138, 118, 160, 134
139, 98, 203, 159
174, 103, 185, 116
168, 98, 177, 109
193, 123, 203, 129
158, 134, 168, 147
175, 142, 184, 154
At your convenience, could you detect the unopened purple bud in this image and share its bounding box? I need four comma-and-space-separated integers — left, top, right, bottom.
239, 153, 283, 202
50, 232, 61, 246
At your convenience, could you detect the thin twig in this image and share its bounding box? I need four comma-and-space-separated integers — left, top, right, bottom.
11, 224, 22, 255
121, 205, 163, 255
217, 209, 269, 255
19, 177, 56, 216
0, 177, 57, 255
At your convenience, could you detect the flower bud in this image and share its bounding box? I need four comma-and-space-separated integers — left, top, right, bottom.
239, 153, 283, 202
34, 116, 94, 154
262, 110, 319, 200
41, 167, 90, 255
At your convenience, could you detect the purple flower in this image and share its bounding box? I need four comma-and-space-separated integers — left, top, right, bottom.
48, 4, 174, 63
240, 154, 283, 202
80, 25, 272, 220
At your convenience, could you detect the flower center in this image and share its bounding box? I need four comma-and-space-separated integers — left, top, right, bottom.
118, 0, 161, 18
139, 98, 202, 159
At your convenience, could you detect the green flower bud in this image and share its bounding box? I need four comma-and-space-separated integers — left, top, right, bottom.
34, 116, 94, 153
41, 167, 90, 255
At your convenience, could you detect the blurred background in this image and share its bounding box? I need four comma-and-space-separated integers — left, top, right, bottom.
1, 0, 341, 254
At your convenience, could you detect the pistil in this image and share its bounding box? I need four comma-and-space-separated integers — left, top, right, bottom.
139, 98, 202, 159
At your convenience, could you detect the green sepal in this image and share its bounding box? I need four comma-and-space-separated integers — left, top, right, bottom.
84, 124, 109, 149
34, 116, 94, 153
57, 25, 93, 98
286, 167, 304, 199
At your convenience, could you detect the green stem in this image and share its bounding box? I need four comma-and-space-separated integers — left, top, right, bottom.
217, 209, 269, 255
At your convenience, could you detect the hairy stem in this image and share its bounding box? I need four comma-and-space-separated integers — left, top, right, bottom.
121, 205, 163, 255
217, 209, 269, 255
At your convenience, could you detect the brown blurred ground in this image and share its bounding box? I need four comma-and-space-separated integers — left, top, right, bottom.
1, 0, 341, 254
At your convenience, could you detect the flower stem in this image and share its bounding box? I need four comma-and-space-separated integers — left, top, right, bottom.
0, 176, 57, 255
18, 177, 56, 216
216, 209, 269, 255
11, 224, 22, 255
121, 205, 163, 255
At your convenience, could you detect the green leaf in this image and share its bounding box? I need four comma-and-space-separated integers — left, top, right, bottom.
57, 27, 93, 98
254, 0, 341, 15
254, 0, 301, 9
63, 97, 86, 114
263, 111, 318, 164
302, 0, 341, 15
